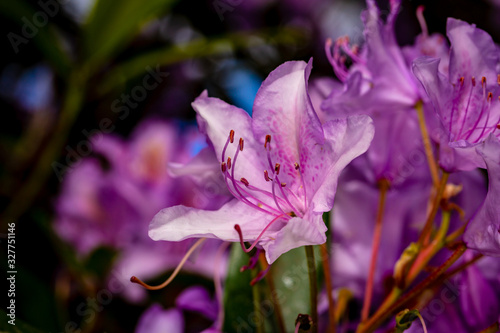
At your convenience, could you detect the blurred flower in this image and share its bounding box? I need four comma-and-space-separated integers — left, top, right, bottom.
149, 60, 374, 264
54, 119, 230, 301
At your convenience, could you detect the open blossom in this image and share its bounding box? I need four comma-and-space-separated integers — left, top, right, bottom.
464, 135, 500, 256
149, 60, 374, 264
412, 18, 500, 172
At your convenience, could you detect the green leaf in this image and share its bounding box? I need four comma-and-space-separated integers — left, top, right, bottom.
0, 309, 46, 333
82, 0, 176, 71
96, 27, 306, 95
222, 244, 254, 332
0, 0, 71, 76
271, 246, 322, 332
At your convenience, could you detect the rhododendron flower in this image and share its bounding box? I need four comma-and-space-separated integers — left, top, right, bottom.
149, 60, 374, 264
464, 135, 500, 256
412, 18, 500, 172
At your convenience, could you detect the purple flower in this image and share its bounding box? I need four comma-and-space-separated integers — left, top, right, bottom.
135, 304, 184, 333
464, 135, 500, 256
149, 60, 374, 264
412, 18, 500, 172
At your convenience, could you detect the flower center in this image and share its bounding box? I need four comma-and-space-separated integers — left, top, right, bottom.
449, 74, 500, 143
220, 130, 307, 253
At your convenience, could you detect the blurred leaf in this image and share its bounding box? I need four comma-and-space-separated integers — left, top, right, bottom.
84, 246, 118, 279
271, 246, 322, 332
0, 0, 71, 76
83, 0, 176, 71
222, 244, 254, 332
0, 309, 45, 333
97, 27, 306, 95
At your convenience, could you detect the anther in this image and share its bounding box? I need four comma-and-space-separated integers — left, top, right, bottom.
459, 77, 464, 86
488, 92, 493, 102
294, 162, 300, 170
275, 163, 281, 175
472, 77, 476, 86
481, 76, 486, 87
221, 162, 226, 173
264, 135, 271, 149
498, 74, 500, 86
240, 178, 250, 187
281, 182, 286, 187
229, 130, 235, 143
239, 138, 244, 151
227, 157, 232, 170
264, 170, 271, 182
497, 124, 500, 129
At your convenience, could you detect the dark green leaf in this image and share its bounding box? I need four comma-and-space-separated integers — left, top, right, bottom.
222, 244, 254, 332
82, 0, 176, 70
0, 0, 71, 76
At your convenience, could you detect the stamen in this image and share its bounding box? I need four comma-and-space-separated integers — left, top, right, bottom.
497, 74, 500, 86
481, 76, 487, 87
222, 130, 235, 162
250, 265, 271, 286
240, 178, 250, 187
497, 124, 500, 129
131, 238, 206, 290
264, 135, 271, 149
234, 214, 287, 253
227, 157, 232, 170
275, 163, 281, 175
264, 170, 271, 181
488, 92, 493, 102
239, 138, 244, 151
221, 162, 226, 173
459, 77, 465, 87
416, 5, 428, 38
294, 162, 300, 170
281, 182, 286, 187
472, 77, 476, 86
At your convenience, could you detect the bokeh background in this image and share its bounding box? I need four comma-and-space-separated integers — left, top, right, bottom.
1, 0, 500, 332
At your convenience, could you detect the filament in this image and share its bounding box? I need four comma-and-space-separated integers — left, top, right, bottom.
235, 214, 288, 253
130, 238, 206, 290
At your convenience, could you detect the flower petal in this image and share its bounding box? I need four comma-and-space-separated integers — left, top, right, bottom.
261, 213, 326, 264
176, 286, 218, 321
308, 115, 374, 213
135, 305, 184, 333
252, 59, 324, 189
464, 134, 500, 256
149, 200, 275, 243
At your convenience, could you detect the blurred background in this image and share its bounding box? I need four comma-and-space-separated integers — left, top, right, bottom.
1, 0, 499, 332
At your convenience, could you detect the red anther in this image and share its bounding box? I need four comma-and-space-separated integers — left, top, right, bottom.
240, 178, 250, 187
275, 163, 281, 175
229, 130, 235, 143
264, 135, 271, 148
281, 182, 286, 187
264, 170, 271, 182
227, 157, 232, 170
472, 77, 476, 86
488, 92, 493, 101
482, 76, 487, 86
294, 162, 300, 170
497, 124, 500, 129
221, 162, 226, 173
239, 138, 244, 151
498, 74, 500, 86
459, 77, 465, 86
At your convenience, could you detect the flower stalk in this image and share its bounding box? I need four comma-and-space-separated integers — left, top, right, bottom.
306, 245, 318, 333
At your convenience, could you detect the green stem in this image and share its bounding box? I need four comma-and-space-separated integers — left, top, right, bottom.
252, 269, 264, 333
306, 245, 318, 333
416, 100, 439, 187
358, 242, 466, 333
